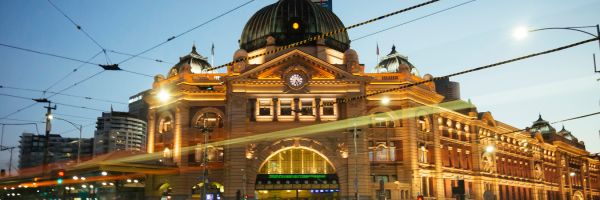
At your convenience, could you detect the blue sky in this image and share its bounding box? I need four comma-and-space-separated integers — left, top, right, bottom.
1, 0, 599, 169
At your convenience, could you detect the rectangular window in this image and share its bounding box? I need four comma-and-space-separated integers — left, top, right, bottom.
258, 99, 272, 116
300, 99, 313, 116
376, 190, 391, 199
322, 100, 334, 115
279, 99, 293, 116
320, 98, 337, 121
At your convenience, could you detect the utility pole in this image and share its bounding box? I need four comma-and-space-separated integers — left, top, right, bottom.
34, 98, 56, 176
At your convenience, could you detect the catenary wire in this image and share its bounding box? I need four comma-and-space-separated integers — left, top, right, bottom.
0, 92, 105, 113
0, 43, 151, 78
46, 0, 106, 51
43, 50, 104, 93
108, 49, 174, 64
325, 37, 600, 106
205, 0, 442, 72
353, 0, 477, 41
476, 111, 600, 142
117, 0, 257, 65
0, 85, 127, 105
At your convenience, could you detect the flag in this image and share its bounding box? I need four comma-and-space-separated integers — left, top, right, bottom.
211, 43, 215, 56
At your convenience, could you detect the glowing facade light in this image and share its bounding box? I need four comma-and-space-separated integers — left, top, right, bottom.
381, 96, 391, 105
80, 177, 86, 181
485, 145, 495, 153
513, 26, 529, 40
101, 171, 108, 176
157, 90, 171, 102
292, 22, 300, 30
72, 176, 79, 180
133, 179, 139, 183
570, 172, 576, 177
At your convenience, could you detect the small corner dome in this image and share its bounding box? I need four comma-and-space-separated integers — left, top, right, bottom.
239, 0, 350, 52
530, 114, 556, 134
168, 45, 213, 76
557, 125, 578, 141
375, 45, 419, 75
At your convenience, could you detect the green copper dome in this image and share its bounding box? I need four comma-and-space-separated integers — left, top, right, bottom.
240, 0, 350, 52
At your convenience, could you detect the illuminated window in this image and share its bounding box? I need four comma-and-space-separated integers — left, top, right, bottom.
320, 98, 337, 121
300, 99, 314, 116
369, 141, 396, 162
257, 99, 273, 116
373, 112, 394, 128
279, 99, 293, 116
259, 148, 335, 174
195, 112, 222, 128
159, 116, 173, 133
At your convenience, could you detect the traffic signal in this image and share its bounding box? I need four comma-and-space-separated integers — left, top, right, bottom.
56, 169, 65, 185
57, 169, 65, 177
417, 195, 424, 200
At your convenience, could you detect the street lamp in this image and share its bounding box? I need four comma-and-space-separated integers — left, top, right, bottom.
157, 89, 171, 102
54, 117, 83, 164
485, 145, 495, 153
195, 113, 216, 200
381, 96, 391, 105
512, 24, 600, 72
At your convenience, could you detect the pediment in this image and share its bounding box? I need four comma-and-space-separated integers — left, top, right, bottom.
232, 49, 358, 81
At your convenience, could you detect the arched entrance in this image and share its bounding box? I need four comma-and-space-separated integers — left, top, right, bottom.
572, 191, 584, 200
256, 147, 339, 199
191, 182, 224, 200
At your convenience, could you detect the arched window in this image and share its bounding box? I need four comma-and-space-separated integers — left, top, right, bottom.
372, 112, 394, 128
159, 116, 173, 133
195, 112, 223, 128
259, 148, 335, 174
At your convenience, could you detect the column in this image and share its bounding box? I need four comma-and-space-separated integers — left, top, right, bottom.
147, 109, 156, 153
432, 114, 445, 199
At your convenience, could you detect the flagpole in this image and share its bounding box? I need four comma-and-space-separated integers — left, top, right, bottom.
376, 42, 380, 73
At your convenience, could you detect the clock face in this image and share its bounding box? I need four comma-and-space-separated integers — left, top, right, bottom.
289, 73, 304, 87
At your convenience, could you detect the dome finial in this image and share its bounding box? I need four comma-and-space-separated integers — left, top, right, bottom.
191, 42, 198, 54
389, 45, 397, 55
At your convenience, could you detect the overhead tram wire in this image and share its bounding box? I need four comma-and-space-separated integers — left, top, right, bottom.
204, 0, 442, 72
475, 111, 600, 142
353, 0, 477, 42
57, 122, 96, 135
0, 93, 105, 112
323, 37, 600, 106
43, 50, 104, 93
0, 43, 152, 78
46, 0, 112, 63
0, 85, 127, 105
117, 0, 257, 65
108, 49, 174, 65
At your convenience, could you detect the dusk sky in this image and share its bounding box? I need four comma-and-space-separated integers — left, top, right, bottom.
1, 0, 599, 170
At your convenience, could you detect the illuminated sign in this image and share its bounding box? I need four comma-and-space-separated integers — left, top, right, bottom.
267, 174, 326, 179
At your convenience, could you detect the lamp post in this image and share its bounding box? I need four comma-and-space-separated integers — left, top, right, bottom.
513, 24, 600, 72
54, 117, 83, 164
195, 114, 215, 200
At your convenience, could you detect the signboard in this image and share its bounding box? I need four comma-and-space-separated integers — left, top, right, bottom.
256, 174, 339, 190
311, 0, 332, 10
